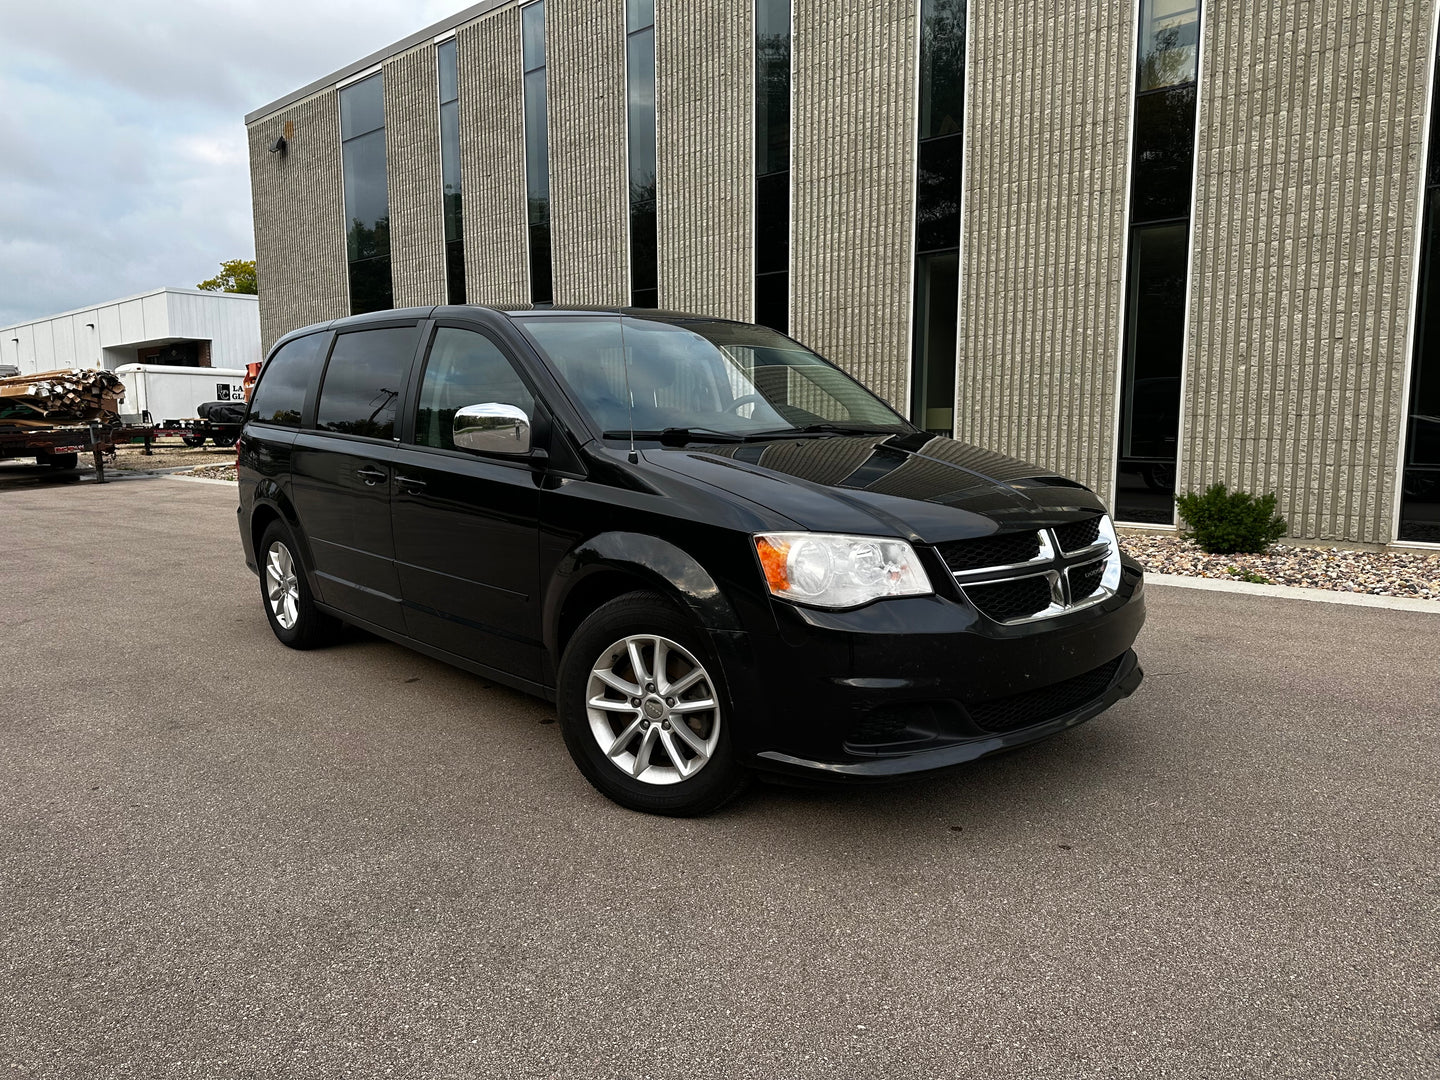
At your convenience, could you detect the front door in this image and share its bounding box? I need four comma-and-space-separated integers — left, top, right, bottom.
392, 325, 544, 683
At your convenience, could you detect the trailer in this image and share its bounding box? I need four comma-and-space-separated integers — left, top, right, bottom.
113, 364, 247, 427
148, 400, 247, 447
0, 421, 154, 482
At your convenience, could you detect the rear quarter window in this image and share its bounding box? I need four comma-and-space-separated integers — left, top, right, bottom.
247, 334, 327, 427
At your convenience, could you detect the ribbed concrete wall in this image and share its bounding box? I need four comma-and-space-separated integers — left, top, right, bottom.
959, 1, 1133, 501
791, 1, 917, 409
1184, 1, 1435, 543
247, 90, 348, 352
654, 0, 753, 321
546, 0, 630, 306
457, 7, 531, 307
383, 46, 447, 310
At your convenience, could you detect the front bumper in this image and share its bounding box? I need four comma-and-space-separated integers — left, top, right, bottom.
725, 562, 1147, 780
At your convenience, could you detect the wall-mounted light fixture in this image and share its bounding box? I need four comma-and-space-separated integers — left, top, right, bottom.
269, 135, 287, 155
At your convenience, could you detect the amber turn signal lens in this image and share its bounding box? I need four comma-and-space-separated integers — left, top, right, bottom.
754, 535, 791, 592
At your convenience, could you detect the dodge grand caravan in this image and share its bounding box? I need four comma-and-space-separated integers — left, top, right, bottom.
238, 307, 1145, 815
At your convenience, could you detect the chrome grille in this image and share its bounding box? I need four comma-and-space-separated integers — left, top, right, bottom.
937, 532, 1041, 573
965, 575, 1054, 622
1053, 515, 1102, 553
948, 516, 1122, 625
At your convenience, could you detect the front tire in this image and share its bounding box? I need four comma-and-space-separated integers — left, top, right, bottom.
557, 591, 744, 816
37, 452, 79, 470
258, 520, 338, 649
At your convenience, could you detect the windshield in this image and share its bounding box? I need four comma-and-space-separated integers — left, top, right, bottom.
516, 316, 912, 440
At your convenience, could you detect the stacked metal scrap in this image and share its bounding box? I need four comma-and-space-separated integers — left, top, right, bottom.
0, 369, 126, 427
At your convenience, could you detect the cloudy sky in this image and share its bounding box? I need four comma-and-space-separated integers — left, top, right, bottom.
0, 0, 461, 327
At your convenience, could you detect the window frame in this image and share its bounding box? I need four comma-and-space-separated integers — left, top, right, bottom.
402, 321, 545, 464
309, 319, 426, 445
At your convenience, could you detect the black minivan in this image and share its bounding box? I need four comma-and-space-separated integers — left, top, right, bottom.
238, 306, 1145, 814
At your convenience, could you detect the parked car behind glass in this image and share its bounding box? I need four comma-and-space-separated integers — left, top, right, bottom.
238, 307, 1145, 814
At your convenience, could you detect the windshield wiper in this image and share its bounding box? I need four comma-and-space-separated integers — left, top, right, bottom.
602, 427, 750, 446
747, 423, 908, 438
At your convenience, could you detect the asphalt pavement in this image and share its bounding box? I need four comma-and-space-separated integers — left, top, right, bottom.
1, 475, 1436, 1079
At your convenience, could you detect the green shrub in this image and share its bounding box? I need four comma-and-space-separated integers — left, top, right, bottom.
1175, 483, 1287, 554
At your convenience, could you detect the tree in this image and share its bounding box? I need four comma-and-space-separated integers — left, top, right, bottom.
197, 258, 258, 294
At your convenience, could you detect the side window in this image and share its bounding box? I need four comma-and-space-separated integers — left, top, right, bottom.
247, 333, 326, 427
315, 326, 419, 440
414, 327, 536, 451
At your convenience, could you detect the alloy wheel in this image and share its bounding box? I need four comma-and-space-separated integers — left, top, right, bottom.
584, 634, 721, 786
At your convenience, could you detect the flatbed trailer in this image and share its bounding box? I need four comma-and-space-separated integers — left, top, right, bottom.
0, 422, 154, 483
150, 418, 240, 448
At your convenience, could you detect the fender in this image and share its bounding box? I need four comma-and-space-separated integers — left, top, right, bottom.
543, 531, 744, 656
244, 481, 321, 595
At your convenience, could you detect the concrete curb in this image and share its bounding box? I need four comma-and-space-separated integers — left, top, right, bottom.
1146, 572, 1440, 614
162, 473, 239, 489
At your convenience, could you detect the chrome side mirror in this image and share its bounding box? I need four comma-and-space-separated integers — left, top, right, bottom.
453, 403, 532, 455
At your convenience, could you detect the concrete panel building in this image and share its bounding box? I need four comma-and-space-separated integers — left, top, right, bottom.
1, 288, 261, 377
244, 0, 1440, 546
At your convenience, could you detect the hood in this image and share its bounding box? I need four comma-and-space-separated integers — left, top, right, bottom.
643, 431, 1107, 543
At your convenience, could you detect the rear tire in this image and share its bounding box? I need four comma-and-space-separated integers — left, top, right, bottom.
181, 435, 207, 448
211, 434, 236, 449
258, 520, 338, 650
557, 591, 744, 816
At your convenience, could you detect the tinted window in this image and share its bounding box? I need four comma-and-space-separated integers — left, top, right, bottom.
315, 326, 419, 439
1138, 0, 1200, 92
248, 334, 327, 427
1131, 85, 1197, 224
414, 328, 535, 451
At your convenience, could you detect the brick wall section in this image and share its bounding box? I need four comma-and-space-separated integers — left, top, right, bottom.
654, 0, 753, 321
383, 46, 446, 309
1183, 1, 1434, 543
247, 90, 348, 352
458, 6, 532, 306
959, 1, 1132, 500
546, 0, 630, 306
791, 0, 917, 409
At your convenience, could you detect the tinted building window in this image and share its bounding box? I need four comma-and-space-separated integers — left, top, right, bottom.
438, 39, 466, 305
910, 0, 966, 435
340, 75, 393, 315
755, 0, 791, 332
522, 2, 553, 304
315, 326, 419, 440
626, 3, 658, 308
1138, 0, 1200, 92
1116, 1, 1201, 523
415, 328, 535, 451
248, 334, 328, 427
1400, 60, 1440, 539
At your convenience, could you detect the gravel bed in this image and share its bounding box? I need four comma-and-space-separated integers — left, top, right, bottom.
179, 464, 238, 481
1120, 531, 1440, 600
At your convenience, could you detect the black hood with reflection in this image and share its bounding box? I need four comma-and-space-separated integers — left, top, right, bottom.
644, 432, 1105, 543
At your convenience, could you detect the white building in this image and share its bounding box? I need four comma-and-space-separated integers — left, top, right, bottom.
0, 288, 261, 376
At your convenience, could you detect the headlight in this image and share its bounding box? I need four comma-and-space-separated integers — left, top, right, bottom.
753, 532, 932, 609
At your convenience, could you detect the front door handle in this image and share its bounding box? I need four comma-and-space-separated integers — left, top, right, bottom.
395, 474, 427, 494
356, 466, 387, 486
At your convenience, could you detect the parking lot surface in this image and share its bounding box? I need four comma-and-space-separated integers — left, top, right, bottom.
2, 477, 1436, 1079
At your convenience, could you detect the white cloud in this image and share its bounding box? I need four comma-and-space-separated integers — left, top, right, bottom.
0, 0, 465, 326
